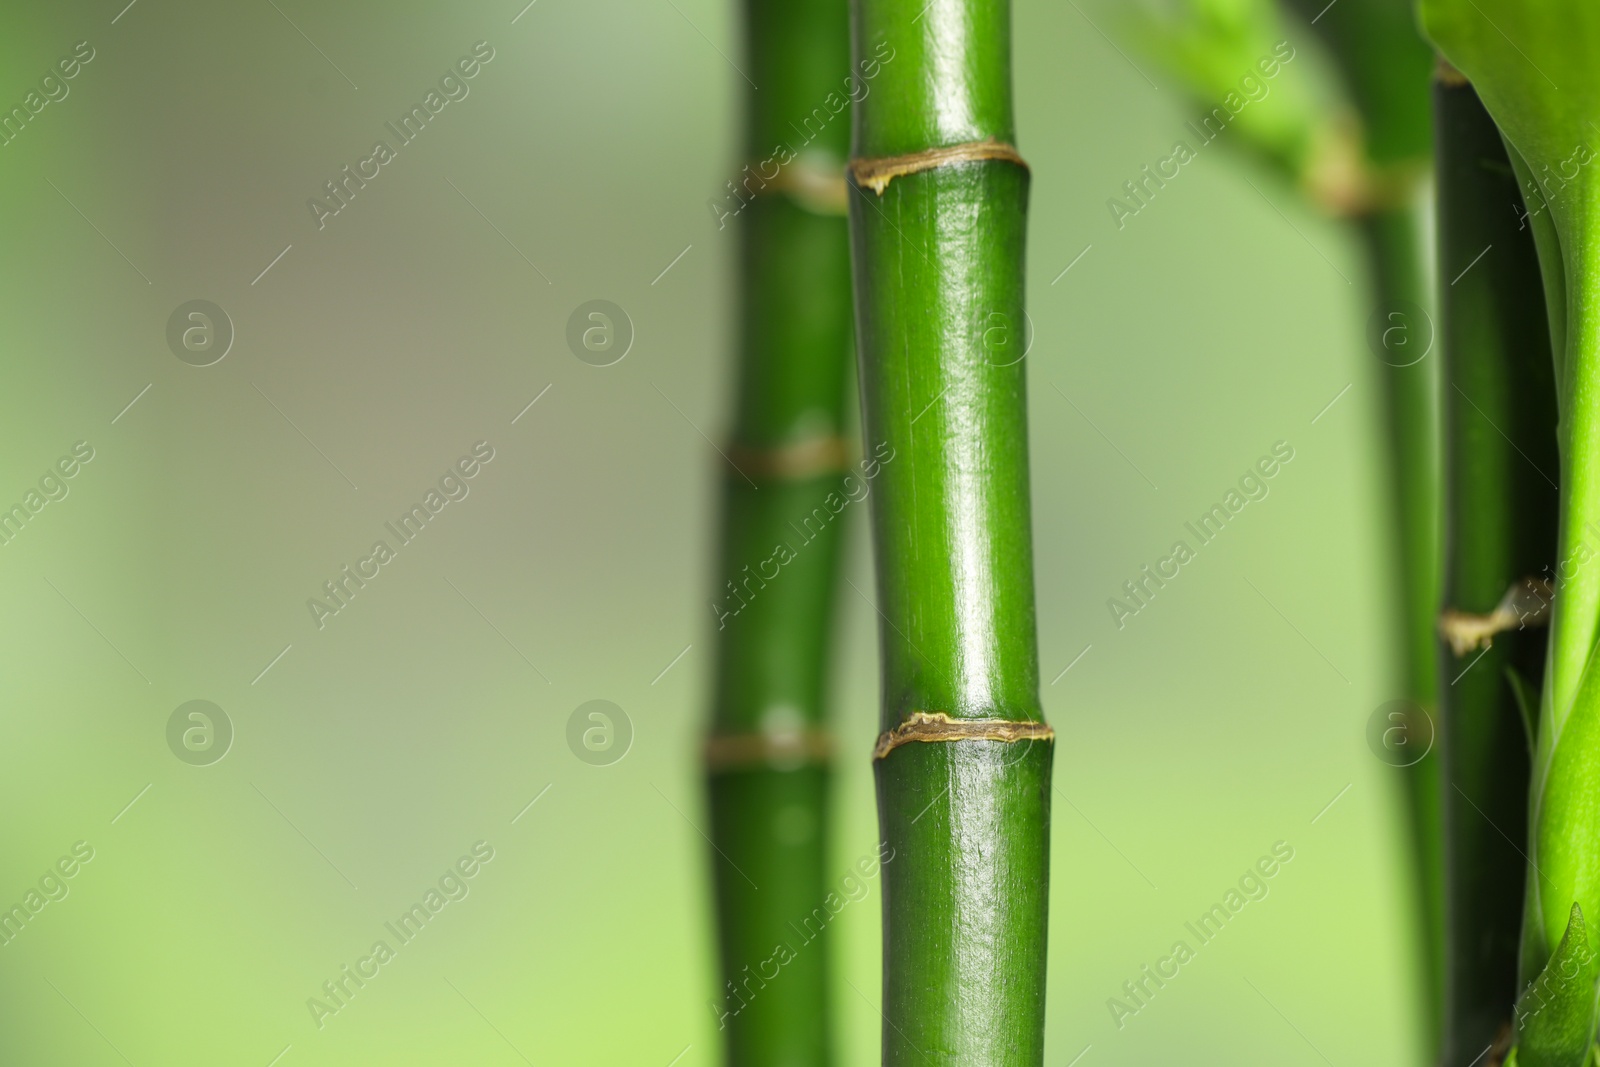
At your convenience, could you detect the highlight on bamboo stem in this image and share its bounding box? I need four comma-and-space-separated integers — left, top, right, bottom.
701, 0, 857, 1063
845, 0, 1052, 1063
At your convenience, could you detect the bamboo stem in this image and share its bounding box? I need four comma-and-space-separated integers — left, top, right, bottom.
1433, 66, 1558, 1067
1296, 2, 1446, 1038
1415, 3, 1600, 1058
1131, 6, 1450, 1039
704, 0, 855, 1062
1357, 198, 1448, 1044
847, 1, 1051, 1062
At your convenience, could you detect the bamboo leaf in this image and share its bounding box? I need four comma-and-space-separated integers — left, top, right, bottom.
1122, 0, 1329, 185
1515, 902, 1600, 1067
1503, 1045, 1600, 1066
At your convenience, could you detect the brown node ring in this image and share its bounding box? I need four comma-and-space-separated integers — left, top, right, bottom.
704, 729, 835, 771
754, 160, 849, 216
1434, 55, 1470, 87
873, 711, 1053, 761
849, 138, 1029, 196
725, 436, 852, 482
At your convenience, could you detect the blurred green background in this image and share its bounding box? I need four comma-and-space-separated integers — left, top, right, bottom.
0, 0, 1424, 1063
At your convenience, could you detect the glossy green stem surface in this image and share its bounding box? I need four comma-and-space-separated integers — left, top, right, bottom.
705, 1, 855, 1063
1434, 72, 1557, 1067
848, 1, 1051, 1063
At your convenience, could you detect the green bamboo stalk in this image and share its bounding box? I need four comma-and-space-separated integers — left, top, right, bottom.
1419, 3, 1600, 1064
1131, 1, 1448, 1039
703, 0, 856, 1062
845, 1, 1051, 1063
1358, 196, 1449, 1046
1284, 2, 1447, 1040
1433, 63, 1558, 1067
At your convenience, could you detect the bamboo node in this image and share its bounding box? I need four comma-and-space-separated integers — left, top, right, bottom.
1434, 56, 1470, 87
725, 435, 852, 482
1438, 576, 1554, 657
756, 155, 849, 215
704, 728, 834, 771
849, 138, 1029, 196
872, 711, 1053, 760
1302, 119, 1428, 218
1483, 1019, 1513, 1067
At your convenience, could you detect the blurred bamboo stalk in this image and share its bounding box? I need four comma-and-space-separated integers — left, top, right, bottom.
702, 0, 856, 1063
1357, 190, 1448, 1045
1130, 0, 1446, 1042
1288, 2, 1445, 1039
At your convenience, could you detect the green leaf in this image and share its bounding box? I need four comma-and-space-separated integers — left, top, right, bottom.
1121, 0, 1328, 184
1418, 0, 1600, 192
1503, 1046, 1600, 1066
1419, 0, 1598, 439
1516, 902, 1600, 1067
